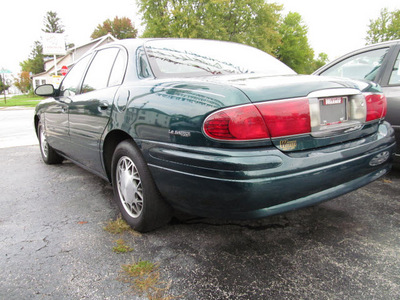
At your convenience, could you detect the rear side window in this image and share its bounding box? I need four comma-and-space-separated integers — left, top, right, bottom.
320, 48, 389, 82
137, 48, 152, 79
82, 48, 120, 93
389, 51, 400, 85
109, 50, 127, 86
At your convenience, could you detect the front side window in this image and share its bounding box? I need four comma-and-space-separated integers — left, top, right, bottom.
81, 48, 120, 93
143, 39, 295, 78
320, 48, 389, 82
60, 55, 91, 97
389, 51, 400, 85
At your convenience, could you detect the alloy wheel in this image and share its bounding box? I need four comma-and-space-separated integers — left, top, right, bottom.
39, 126, 49, 158
116, 156, 144, 218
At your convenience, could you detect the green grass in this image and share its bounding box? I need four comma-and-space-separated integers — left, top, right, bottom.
0, 94, 44, 107
113, 239, 134, 253
120, 259, 175, 299
122, 260, 157, 278
104, 216, 140, 235
105, 216, 174, 299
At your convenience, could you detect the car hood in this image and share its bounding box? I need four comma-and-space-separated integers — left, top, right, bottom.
201, 74, 379, 102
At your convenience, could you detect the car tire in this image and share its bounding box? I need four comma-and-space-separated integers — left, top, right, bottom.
38, 121, 64, 165
111, 140, 172, 232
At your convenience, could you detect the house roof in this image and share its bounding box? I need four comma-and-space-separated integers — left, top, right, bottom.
72, 32, 118, 55
33, 33, 118, 78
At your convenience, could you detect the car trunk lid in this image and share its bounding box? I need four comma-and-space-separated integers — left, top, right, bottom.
202, 74, 387, 151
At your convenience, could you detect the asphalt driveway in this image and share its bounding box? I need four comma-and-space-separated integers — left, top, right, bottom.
0, 108, 399, 299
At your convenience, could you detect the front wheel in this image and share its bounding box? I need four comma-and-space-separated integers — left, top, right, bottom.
38, 121, 63, 164
111, 140, 172, 232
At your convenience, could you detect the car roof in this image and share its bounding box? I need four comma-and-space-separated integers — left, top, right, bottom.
98, 37, 260, 53
98, 38, 148, 51
332, 39, 400, 60
347, 39, 400, 54
363, 39, 400, 48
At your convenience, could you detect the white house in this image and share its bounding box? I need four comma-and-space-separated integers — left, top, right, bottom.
32, 33, 117, 89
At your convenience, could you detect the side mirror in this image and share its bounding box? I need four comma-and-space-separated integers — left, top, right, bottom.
35, 84, 55, 97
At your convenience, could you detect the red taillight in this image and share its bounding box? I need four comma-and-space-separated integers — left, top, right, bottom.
203, 98, 312, 141
255, 98, 311, 137
203, 105, 270, 140
365, 93, 387, 122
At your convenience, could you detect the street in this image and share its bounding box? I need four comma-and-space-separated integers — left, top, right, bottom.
0, 107, 37, 148
0, 108, 399, 299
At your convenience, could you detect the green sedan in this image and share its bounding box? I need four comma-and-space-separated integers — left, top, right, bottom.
34, 39, 396, 232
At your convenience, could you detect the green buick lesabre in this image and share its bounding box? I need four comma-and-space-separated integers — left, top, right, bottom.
34, 39, 396, 232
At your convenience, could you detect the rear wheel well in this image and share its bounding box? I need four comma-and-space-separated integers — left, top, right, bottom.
103, 130, 134, 182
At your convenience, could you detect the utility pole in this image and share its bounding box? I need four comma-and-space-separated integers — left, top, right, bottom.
2, 73, 5, 104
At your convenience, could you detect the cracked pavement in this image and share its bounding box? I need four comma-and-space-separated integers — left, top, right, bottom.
0, 109, 399, 299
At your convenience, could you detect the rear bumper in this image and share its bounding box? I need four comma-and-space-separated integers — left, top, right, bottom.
142, 122, 396, 219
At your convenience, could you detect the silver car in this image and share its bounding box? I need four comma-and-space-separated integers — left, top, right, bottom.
314, 40, 400, 164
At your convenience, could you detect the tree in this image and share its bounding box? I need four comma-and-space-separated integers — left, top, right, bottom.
138, 0, 282, 55
43, 11, 74, 49
91, 17, 138, 39
19, 11, 70, 75
312, 52, 329, 71
14, 71, 31, 93
366, 8, 400, 44
276, 12, 315, 74
138, 1, 325, 73
0, 76, 10, 95
20, 41, 45, 74
42, 11, 65, 33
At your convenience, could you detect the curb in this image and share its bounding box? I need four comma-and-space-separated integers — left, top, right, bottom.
0, 106, 35, 111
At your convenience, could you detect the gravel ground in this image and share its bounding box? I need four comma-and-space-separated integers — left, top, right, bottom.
0, 145, 399, 299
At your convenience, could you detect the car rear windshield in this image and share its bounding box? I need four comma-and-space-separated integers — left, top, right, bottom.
143, 39, 296, 78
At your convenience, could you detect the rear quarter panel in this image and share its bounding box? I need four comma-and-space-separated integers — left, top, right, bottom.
108, 79, 252, 147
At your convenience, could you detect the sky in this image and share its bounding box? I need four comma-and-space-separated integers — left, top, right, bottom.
1, 0, 400, 74
275, 0, 400, 60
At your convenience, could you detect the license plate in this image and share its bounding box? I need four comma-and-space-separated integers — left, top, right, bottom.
319, 97, 347, 125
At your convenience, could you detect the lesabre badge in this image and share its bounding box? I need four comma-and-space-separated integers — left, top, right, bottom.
280, 140, 297, 151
